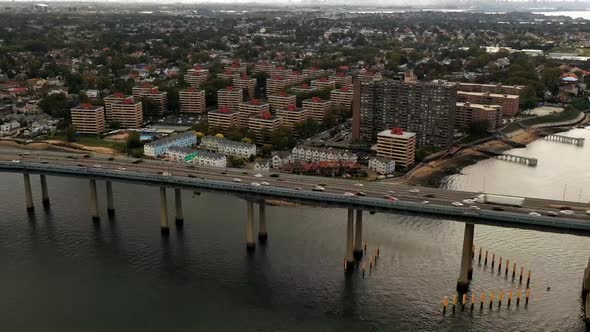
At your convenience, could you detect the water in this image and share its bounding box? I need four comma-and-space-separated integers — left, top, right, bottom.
1, 129, 589, 331
533, 11, 590, 20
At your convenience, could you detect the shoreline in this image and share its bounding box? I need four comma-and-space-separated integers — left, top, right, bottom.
398, 117, 589, 188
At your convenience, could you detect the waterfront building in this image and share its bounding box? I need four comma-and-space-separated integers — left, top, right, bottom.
179, 88, 206, 114
70, 104, 105, 134
254, 159, 270, 172
376, 128, 416, 168
457, 91, 519, 117
457, 83, 525, 96
271, 152, 292, 169
354, 79, 456, 149
143, 131, 197, 157
166, 147, 227, 168
291, 146, 357, 163
200, 136, 256, 158
208, 107, 241, 130
302, 97, 331, 122
368, 157, 396, 175
268, 92, 296, 112
455, 102, 503, 131
217, 86, 243, 112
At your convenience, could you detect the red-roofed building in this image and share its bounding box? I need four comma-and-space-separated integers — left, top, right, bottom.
311, 77, 336, 90
330, 86, 353, 113
217, 86, 243, 112
104, 94, 143, 128
268, 92, 296, 112
208, 107, 241, 130
276, 104, 308, 129
249, 113, 283, 142
233, 74, 256, 99
266, 76, 289, 95
302, 97, 331, 122
238, 99, 270, 126
70, 104, 105, 134
180, 88, 206, 114
329, 73, 353, 87
185, 67, 209, 87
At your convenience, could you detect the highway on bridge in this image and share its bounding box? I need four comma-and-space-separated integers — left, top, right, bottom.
0, 146, 589, 235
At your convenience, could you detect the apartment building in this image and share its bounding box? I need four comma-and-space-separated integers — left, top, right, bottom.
143, 131, 197, 157
302, 97, 331, 122
179, 88, 206, 114
330, 73, 353, 87
268, 92, 296, 112
200, 136, 256, 158
354, 79, 456, 149
330, 86, 353, 112
132, 84, 167, 115
248, 111, 283, 142
457, 83, 525, 96
455, 102, 503, 131
70, 104, 105, 134
266, 76, 289, 95
233, 74, 257, 100
254, 61, 275, 74
311, 77, 336, 90
457, 91, 520, 117
291, 83, 316, 94
217, 86, 243, 112
184, 67, 209, 87
109, 96, 143, 129
291, 146, 357, 163
166, 147, 227, 168
208, 107, 241, 130
376, 128, 416, 168
302, 67, 325, 79
276, 104, 308, 129
238, 99, 270, 126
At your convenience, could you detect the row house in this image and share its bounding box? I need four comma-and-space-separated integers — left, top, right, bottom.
144, 131, 197, 157
200, 136, 256, 158
291, 146, 357, 163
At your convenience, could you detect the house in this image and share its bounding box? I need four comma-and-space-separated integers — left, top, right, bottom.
368, 157, 396, 175
291, 146, 357, 163
0, 121, 20, 134
200, 136, 256, 158
271, 152, 291, 169
254, 159, 270, 172
144, 131, 197, 157
166, 146, 227, 168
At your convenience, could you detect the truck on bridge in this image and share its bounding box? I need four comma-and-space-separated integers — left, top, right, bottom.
476, 194, 525, 207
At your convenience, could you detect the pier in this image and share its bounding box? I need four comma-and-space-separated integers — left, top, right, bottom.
544, 134, 585, 146
495, 153, 538, 167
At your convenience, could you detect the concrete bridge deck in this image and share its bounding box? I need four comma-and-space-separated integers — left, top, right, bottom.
0, 147, 589, 236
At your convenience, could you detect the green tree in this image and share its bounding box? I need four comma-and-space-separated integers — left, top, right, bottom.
294, 118, 320, 139
64, 124, 77, 142
271, 126, 297, 151
126, 131, 141, 149
542, 67, 564, 95
39, 93, 69, 118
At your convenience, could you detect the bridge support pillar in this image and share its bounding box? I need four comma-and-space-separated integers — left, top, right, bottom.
345, 208, 355, 273
258, 200, 267, 244
106, 181, 115, 216
174, 188, 183, 227
457, 223, 474, 293
353, 209, 363, 260
160, 187, 169, 236
246, 200, 255, 251
89, 179, 100, 223
40, 175, 49, 208
23, 173, 34, 211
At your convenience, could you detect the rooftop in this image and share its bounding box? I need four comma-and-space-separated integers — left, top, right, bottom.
377, 128, 417, 139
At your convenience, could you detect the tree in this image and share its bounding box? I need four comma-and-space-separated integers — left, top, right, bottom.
322, 112, 338, 128
39, 93, 69, 118
126, 131, 141, 149
227, 156, 245, 168
260, 144, 273, 157
542, 67, 563, 95
109, 121, 121, 130
294, 118, 320, 139
271, 126, 297, 151
64, 124, 77, 142
469, 120, 490, 135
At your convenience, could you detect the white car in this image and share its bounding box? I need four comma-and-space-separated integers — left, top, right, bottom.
11, 160, 20, 163
260, 181, 270, 186
343, 192, 355, 197
560, 210, 574, 215
469, 205, 481, 210
295, 187, 302, 191
313, 186, 325, 192
528, 212, 541, 217
93, 164, 102, 168
452, 202, 464, 207
388, 190, 396, 194
117, 167, 126, 171
251, 182, 261, 187
254, 174, 263, 178
354, 183, 364, 187
587, 210, 590, 215
422, 200, 430, 204
410, 188, 420, 193
232, 178, 242, 183
463, 199, 475, 204
377, 175, 386, 180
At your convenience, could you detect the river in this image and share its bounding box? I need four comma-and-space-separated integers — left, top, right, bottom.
0, 129, 589, 331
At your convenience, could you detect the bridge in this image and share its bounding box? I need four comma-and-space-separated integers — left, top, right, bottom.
1, 146, 589, 296
544, 134, 585, 146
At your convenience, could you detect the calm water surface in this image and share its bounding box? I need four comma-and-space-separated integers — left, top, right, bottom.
1, 128, 589, 331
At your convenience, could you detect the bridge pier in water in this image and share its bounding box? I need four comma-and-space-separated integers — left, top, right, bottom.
40, 175, 50, 208
246, 199, 255, 251
345, 208, 355, 273
353, 209, 363, 260
159, 187, 169, 235
106, 181, 115, 216
23, 173, 34, 211
457, 223, 474, 293
174, 188, 183, 227
89, 179, 100, 223
258, 200, 267, 244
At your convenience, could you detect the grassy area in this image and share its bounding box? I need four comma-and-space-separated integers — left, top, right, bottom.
499, 122, 522, 135
46, 135, 127, 152
458, 132, 493, 144
550, 47, 590, 56
519, 109, 581, 127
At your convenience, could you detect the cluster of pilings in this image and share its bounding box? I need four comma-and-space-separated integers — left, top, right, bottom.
442, 288, 531, 314
495, 154, 538, 167
475, 246, 533, 287
544, 134, 585, 146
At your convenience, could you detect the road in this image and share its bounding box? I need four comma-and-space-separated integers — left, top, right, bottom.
0, 146, 589, 228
